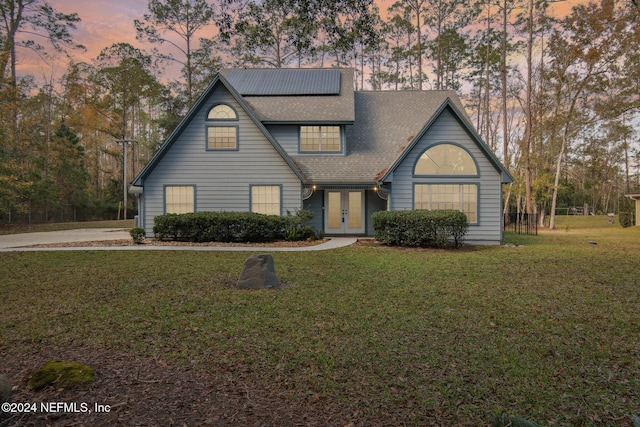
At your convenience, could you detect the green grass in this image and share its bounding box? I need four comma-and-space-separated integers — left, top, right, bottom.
0, 219, 134, 235
1, 216, 639, 425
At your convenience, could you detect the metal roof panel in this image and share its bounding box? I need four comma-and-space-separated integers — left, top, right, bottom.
225, 69, 341, 95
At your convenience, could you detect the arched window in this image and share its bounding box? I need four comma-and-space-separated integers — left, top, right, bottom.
207, 104, 237, 120
415, 143, 477, 175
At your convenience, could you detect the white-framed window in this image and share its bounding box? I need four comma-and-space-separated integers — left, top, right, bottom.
207, 104, 238, 120
165, 185, 195, 214
300, 125, 341, 152
207, 126, 238, 150
414, 184, 477, 223
415, 143, 477, 176
251, 185, 281, 216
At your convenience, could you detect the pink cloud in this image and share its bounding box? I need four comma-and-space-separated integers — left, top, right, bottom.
15, 0, 586, 84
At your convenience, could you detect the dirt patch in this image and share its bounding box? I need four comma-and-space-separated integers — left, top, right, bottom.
0, 346, 347, 427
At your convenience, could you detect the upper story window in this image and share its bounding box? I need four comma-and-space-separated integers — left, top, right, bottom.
207, 126, 238, 150
207, 104, 238, 150
208, 104, 238, 120
300, 125, 342, 152
415, 143, 477, 176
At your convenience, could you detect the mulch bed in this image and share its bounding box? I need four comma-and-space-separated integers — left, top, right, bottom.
18, 238, 330, 249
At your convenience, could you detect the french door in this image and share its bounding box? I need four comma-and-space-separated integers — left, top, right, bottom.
325, 190, 365, 234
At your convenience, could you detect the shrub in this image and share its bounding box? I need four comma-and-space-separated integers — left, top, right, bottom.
285, 209, 318, 241
619, 211, 634, 228
152, 211, 318, 243
130, 227, 145, 244
372, 209, 468, 248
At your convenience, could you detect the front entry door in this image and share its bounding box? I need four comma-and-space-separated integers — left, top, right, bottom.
325, 190, 365, 234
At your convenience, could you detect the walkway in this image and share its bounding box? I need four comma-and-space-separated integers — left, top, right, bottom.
0, 229, 357, 252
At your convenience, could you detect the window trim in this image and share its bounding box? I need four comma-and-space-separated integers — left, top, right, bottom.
164, 184, 196, 214
413, 182, 479, 225
298, 125, 343, 153
413, 142, 479, 178
206, 125, 239, 151
207, 103, 239, 121
250, 184, 283, 216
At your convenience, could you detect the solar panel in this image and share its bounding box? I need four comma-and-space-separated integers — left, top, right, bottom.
225, 69, 341, 96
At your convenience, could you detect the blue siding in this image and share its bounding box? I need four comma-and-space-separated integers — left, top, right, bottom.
266, 125, 300, 155
303, 191, 324, 233
140, 85, 302, 235
366, 190, 387, 236
388, 109, 503, 245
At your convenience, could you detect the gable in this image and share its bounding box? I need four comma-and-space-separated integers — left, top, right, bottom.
380, 100, 513, 184
132, 75, 304, 186
145, 83, 300, 186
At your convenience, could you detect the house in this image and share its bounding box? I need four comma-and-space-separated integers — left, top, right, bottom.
624, 192, 640, 226
130, 68, 513, 245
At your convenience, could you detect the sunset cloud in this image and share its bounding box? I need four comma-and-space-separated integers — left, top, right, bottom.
16, 0, 581, 84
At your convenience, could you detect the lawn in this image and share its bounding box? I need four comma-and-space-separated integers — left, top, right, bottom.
1, 216, 639, 426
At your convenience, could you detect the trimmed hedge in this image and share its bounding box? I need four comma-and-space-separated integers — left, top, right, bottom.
153, 210, 317, 243
372, 209, 468, 248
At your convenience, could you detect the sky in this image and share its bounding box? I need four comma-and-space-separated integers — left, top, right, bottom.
18, 0, 581, 84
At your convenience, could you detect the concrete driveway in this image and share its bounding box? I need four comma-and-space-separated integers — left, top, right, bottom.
0, 228, 132, 249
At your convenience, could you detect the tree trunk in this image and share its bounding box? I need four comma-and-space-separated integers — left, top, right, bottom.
523, 0, 534, 214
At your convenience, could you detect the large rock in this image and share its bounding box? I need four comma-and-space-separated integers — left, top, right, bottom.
237, 254, 280, 289
0, 374, 11, 404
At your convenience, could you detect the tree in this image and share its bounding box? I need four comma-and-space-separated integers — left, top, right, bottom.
423, 0, 478, 90
49, 123, 89, 220
91, 43, 164, 218
515, 0, 550, 215
388, 0, 428, 89
544, 0, 628, 229
427, 27, 468, 91
0, 0, 83, 85
226, 0, 316, 68
316, 0, 381, 78
135, 0, 215, 103
92, 43, 160, 140
380, 11, 415, 89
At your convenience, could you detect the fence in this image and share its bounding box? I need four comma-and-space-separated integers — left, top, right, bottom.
503, 213, 538, 236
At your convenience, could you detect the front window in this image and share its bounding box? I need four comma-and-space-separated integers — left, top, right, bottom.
251, 185, 281, 215
415, 143, 477, 175
207, 126, 238, 150
165, 185, 195, 214
414, 184, 477, 223
300, 125, 341, 152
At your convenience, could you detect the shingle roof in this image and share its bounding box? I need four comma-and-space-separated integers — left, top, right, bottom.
134, 68, 510, 188
220, 68, 355, 123
290, 90, 467, 183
